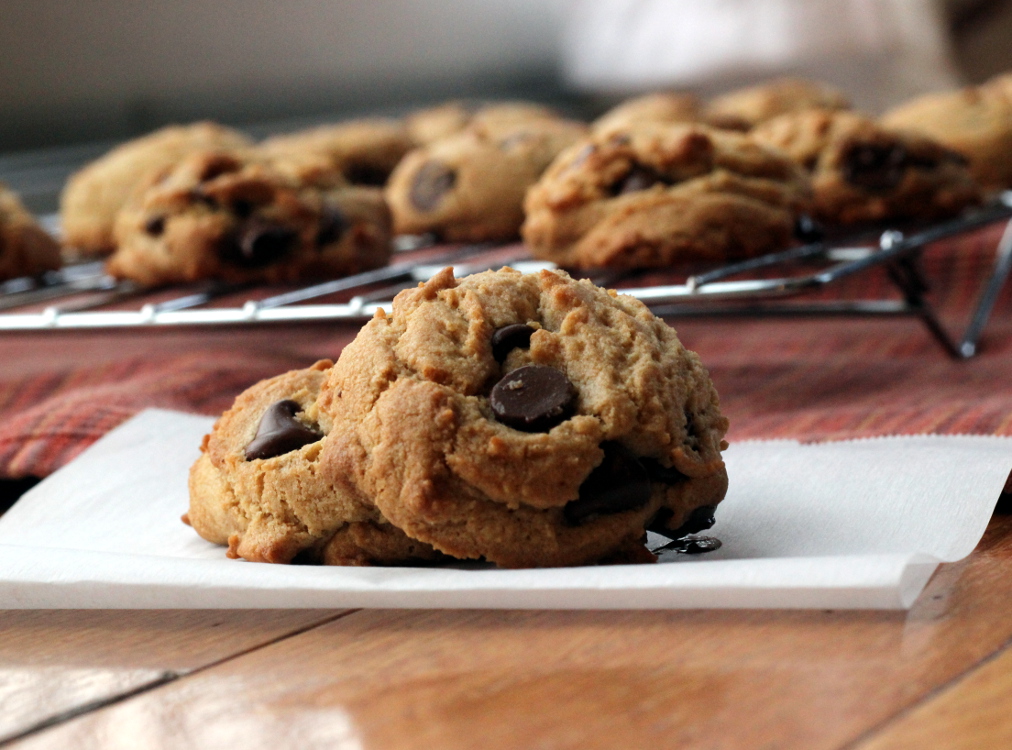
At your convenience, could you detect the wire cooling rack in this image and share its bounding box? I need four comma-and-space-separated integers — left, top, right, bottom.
1, 192, 1011, 359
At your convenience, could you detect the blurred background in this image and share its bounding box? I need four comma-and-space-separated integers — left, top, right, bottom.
2, 0, 1011, 211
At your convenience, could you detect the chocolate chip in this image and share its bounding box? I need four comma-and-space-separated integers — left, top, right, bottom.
564, 442, 651, 525
640, 458, 688, 484
316, 206, 348, 247
223, 219, 298, 267
232, 199, 255, 219
793, 214, 825, 243
612, 164, 668, 196
491, 324, 535, 363
345, 163, 390, 187
843, 142, 907, 191
244, 399, 323, 460
410, 161, 456, 212
490, 365, 574, 432
144, 216, 166, 237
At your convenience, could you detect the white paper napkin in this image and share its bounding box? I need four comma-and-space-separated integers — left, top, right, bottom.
0, 409, 1008, 610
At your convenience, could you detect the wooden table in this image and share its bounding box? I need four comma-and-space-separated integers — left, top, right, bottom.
2, 513, 1011, 749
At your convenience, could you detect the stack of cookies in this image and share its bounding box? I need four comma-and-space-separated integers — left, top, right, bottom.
187, 266, 730, 568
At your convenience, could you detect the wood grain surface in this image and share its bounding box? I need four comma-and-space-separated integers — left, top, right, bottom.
7, 517, 1012, 750
855, 637, 1012, 750
0, 609, 345, 744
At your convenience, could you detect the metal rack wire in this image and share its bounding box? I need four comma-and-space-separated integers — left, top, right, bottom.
1, 193, 1011, 359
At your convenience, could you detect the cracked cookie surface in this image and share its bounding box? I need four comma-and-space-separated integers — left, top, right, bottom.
523, 123, 811, 268
318, 266, 729, 568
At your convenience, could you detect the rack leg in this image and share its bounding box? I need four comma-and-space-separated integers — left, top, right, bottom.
959, 217, 1012, 358
885, 255, 963, 359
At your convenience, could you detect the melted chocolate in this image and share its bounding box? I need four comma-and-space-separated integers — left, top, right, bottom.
662, 536, 722, 554
245, 400, 323, 460
564, 442, 652, 525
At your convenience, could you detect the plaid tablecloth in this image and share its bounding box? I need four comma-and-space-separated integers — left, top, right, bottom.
1, 225, 1010, 480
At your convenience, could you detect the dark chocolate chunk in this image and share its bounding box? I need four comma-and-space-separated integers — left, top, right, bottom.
223, 219, 298, 268
410, 161, 456, 212
793, 214, 825, 244
640, 458, 688, 484
661, 535, 722, 554
613, 164, 666, 195
245, 399, 323, 460
316, 206, 348, 247
842, 142, 907, 191
491, 324, 535, 363
490, 365, 574, 432
232, 199, 255, 219
144, 215, 166, 237
345, 163, 389, 187
564, 442, 651, 525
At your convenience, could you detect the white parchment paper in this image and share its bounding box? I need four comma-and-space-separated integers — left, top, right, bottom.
0, 409, 1008, 610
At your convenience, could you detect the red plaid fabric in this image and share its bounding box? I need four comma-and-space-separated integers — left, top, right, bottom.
0, 223, 1009, 479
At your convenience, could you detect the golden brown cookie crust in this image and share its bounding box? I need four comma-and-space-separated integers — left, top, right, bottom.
0, 184, 61, 281
60, 122, 252, 258
386, 118, 587, 242
405, 101, 561, 145
318, 266, 729, 568
522, 123, 811, 268
753, 109, 982, 225
593, 92, 701, 134
258, 118, 413, 187
881, 72, 1012, 191
188, 360, 442, 566
705, 77, 851, 131
107, 150, 391, 287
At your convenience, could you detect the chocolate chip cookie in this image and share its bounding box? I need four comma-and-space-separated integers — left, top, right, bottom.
60, 122, 252, 259
258, 118, 413, 187
188, 359, 443, 565
522, 123, 811, 269
317, 266, 729, 568
405, 101, 561, 145
386, 117, 587, 241
107, 150, 391, 286
881, 72, 1012, 191
0, 183, 61, 281
752, 109, 982, 225
705, 77, 851, 131
593, 92, 701, 134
